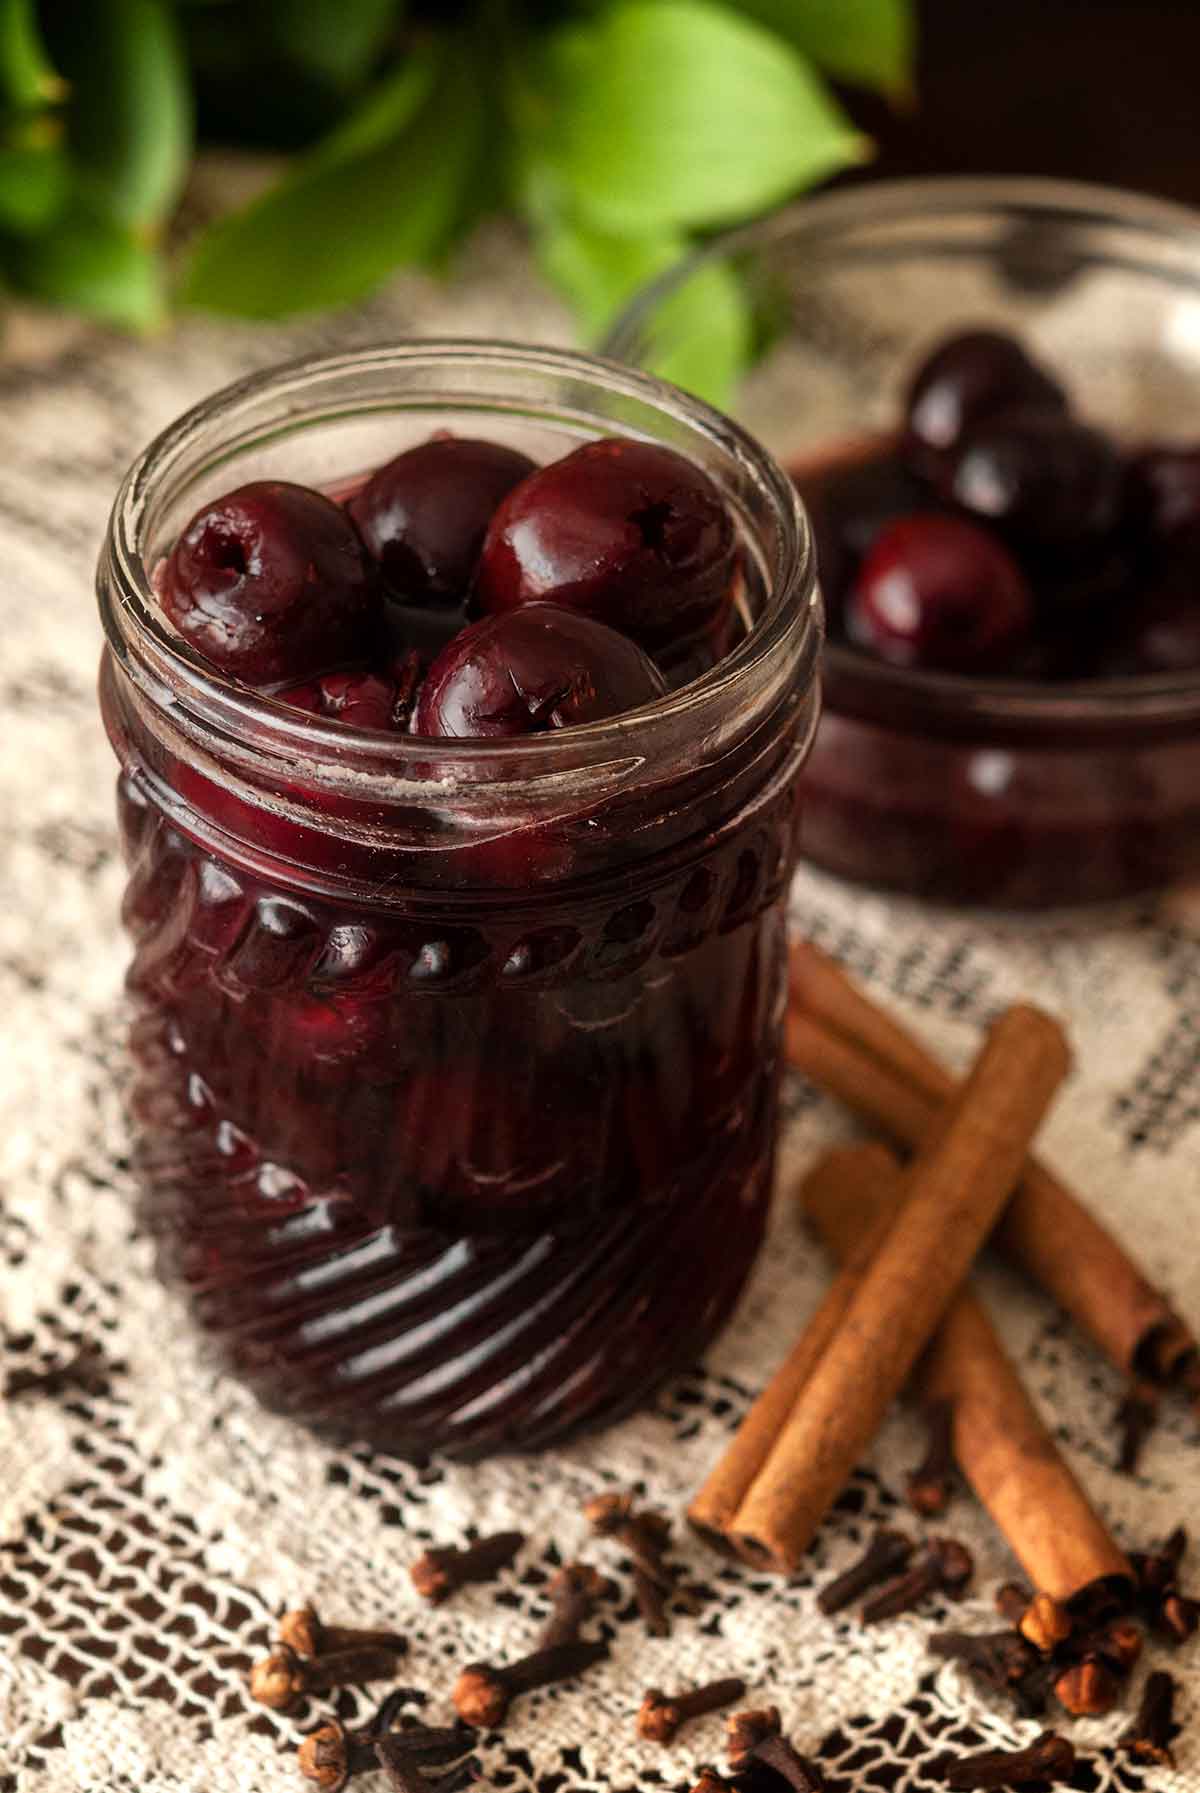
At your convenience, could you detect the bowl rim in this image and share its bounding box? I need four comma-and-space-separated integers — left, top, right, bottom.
603, 174, 1200, 733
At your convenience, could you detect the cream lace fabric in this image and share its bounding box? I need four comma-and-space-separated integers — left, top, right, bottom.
2, 232, 1198, 1792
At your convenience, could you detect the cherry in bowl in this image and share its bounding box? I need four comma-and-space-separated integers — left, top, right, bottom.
847, 512, 1035, 674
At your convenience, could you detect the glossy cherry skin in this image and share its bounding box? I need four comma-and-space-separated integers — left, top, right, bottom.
474, 437, 736, 647
278, 660, 421, 732
160, 480, 376, 685
793, 442, 935, 610
1127, 445, 1200, 558
948, 411, 1123, 551
348, 434, 536, 604
413, 603, 667, 739
846, 513, 1035, 673
904, 328, 1066, 469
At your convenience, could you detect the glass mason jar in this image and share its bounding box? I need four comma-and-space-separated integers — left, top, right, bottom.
97, 343, 820, 1459
606, 178, 1200, 906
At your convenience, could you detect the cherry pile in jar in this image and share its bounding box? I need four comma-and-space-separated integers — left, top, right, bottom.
112, 422, 803, 1459
157, 432, 739, 735
796, 328, 1200, 679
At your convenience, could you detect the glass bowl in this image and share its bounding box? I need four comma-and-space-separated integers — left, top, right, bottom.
605, 177, 1200, 907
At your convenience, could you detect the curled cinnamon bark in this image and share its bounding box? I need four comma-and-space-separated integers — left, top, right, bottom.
801, 1144, 1131, 1604
730, 1005, 1070, 1571
787, 943, 1197, 1387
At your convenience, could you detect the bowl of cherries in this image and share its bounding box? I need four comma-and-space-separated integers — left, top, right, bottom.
607, 177, 1200, 906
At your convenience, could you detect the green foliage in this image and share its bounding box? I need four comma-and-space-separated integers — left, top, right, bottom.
181, 37, 490, 316
536, 1, 866, 232
0, 0, 914, 395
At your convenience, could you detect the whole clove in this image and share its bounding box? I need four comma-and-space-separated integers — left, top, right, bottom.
860, 1538, 973, 1622
453, 1638, 608, 1728
1156, 1590, 1200, 1644
373, 1733, 478, 1793
410, 1532, 524, 1605
1114, 1381, 1159, 1475
1054, 1655, 1120, 1717
1087, 1617, 1143, 1677
932, 1730, 1075, 1789
907, 1400, 957, 1516
690, 1772, 734, 1793
726, 1708, 825, 1793
994, 1582, 1033, 1626
539, 1562, 612, 1652
297, 1714, 469, 1792
928, 1629, 1039, 1692
816, 1528, 914, 1616
1120, 1669, 1178, 1768
585, 1490, 696, 1632
1017, 1593, 1071, 1655
249, 1642, 402, 1712
638, 1678, 747, 1744
279, 1604, 408, 1659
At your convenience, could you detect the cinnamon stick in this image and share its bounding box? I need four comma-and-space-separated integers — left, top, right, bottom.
801, 1144, 1132, 1604
688, 1144, 899, 1546
731, 1004, 1070, 1571
788, 944, 1196, 1385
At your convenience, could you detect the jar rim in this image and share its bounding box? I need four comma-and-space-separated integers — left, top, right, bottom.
98, 339, 819, 800
603, 175, 1200, 734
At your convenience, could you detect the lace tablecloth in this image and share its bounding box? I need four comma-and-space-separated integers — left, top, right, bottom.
3, 237, 1199, 1793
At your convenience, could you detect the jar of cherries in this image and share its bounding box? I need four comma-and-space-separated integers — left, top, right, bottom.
98, 344, 820, 1458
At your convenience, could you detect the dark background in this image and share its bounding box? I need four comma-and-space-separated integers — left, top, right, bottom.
847, 0, 1196, 206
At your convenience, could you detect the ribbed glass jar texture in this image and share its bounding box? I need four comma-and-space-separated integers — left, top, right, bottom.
97, 344, 821, 1458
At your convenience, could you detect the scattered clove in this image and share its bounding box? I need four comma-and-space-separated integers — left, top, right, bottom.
638, 1678, 747, 1744
1054, 1655, 1120, 1717
928, 1629, 1038, 1692
297, 1713, 468, 1792
373, 1733, 478, 1793
1087, 1616, 1143, 1677
409, 1532, 524, 1605
860, 1538, 973, 1622
538, 1563, 612, 1652
1018, 1593, 1071, 1655
1120, 1669, 1178, 1769
993, 1582, 1032, 1626
453, 1639, 608, 1728
1131, 1524, 1187, 1597
932, 1730, 1075, 1789
907, 1400, 957, 1516
1156, 1590, 1200, 1644
689, 1772, 734, 1793
279, 1604, 408, 1659
249, 1642, 402, 1713
726, 1708, 825, 1793
816, 1528, 913, 1616
1114, 1380, 1159, 1475
585, 1490, 696, 1633
298, 1720, 376, 1792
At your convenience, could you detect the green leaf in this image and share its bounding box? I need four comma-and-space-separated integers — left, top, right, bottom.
541, 0, 866, 233
735, 0, 913, 96
260, 0, 399, 91
0, 0, 60, 109
637, 256, 753, 411
536, 212, 686, 337
45, 0, 191, 228
0, 143, 68, 232
5, 199, 165, 327
180, 38, 488, 318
